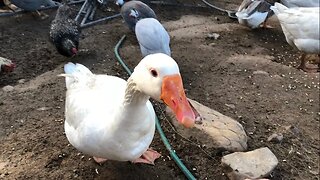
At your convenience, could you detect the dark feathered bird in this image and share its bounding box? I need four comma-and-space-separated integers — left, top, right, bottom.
120, 1, 157, 31
50, 4, 80, 57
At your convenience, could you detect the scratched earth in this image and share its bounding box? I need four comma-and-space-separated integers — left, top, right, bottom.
0, 0, 319, 179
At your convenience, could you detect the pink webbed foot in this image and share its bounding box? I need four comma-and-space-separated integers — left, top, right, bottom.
131, 148, 161, 165
260, 21, 274, 29
93, 157, 108, 164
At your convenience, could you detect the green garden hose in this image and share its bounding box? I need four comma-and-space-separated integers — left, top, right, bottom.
114, 35, 196, 180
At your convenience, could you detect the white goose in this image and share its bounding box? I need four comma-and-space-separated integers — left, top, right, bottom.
271, 3, 320, 72
60, 53, 196, 165
280, 0, 319, 8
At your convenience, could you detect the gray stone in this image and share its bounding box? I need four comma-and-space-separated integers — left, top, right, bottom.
221, 147, 278, 179
166, 98, 247, 152
2, 85, 14, 92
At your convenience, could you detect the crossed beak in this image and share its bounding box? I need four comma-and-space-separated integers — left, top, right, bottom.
161, 74, 195, 128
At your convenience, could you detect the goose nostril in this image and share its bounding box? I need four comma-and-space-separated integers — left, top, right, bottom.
172, 99, 177, 107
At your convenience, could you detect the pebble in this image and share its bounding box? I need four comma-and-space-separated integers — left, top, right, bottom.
253, 70, 269, 76
18, 79, 26, 84
207, 33, 220, 40
267, 133, 283, 143
37, 107, 51, 111
309, 169, 319, 175
225, 104, 236, 109
0, 162, 7, 170
209, 42, 216, 47
222, 147, 278, 179
2, 85, 14, 92
285, 125, 300, 135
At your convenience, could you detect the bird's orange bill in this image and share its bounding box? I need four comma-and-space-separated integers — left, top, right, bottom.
161, 74, 196, 128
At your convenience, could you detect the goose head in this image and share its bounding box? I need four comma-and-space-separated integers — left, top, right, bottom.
131, 53, 195, 128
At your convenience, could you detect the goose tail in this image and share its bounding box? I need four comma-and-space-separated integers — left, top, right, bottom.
59, 62, 94, 89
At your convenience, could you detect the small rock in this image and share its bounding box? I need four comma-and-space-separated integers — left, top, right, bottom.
2, 85, 14, 92
221, 147, 278, 179
18, 79, 26, 84
309, 169, 319, 175
285, 125, 300, 135
0, 162, 7, 170
267, 133, 283, 143
37, 107, 51, 111
207, 33, 220, 40
225, 104, 236, 109
271, 74, 281, 80
253, 70, 269, 76
209, 43, 216, 47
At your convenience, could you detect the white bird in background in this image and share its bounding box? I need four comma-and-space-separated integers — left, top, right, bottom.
271, 2, 320, 72
280, 0, 319, 8
60, 53, 196, 165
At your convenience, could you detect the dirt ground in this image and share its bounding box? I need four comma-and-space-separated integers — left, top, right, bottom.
0, 0, 319, 179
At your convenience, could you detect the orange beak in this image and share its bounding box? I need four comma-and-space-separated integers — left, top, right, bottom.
161, 74, 195, 128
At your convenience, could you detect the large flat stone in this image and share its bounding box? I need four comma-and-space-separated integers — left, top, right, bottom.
221, 147, 278, 179
166, 98, 247, 152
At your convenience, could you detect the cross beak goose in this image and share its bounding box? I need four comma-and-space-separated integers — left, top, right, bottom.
130, 53, 195, 127
60, 53, 195, 165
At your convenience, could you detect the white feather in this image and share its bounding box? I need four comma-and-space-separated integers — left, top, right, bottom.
271, 3, 320, 53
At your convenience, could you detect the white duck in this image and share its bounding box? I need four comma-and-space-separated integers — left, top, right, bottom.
60, 53, 196, 165
236, 0, 278, 29
271, 3, 320, 72
280, 0, 319, 8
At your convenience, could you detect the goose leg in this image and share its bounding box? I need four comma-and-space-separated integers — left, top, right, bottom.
297, 53, 318, 73
3, 0, 16, 11
260, 20, 274, 29
317, 54, 320, 72
131, 148, 161, 165
31, 10, 49, 19
297, 53, 308, 71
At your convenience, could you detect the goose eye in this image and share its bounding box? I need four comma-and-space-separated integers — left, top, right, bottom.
150, 69, 158, 77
